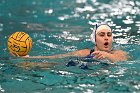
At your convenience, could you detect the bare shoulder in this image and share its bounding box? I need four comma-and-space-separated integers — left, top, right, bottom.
111, 50, 130, 61
112, 50, 127, 55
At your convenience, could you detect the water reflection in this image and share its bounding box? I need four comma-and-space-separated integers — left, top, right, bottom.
0, 0, 140, 93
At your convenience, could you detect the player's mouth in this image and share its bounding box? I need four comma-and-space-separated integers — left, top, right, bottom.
104, 42, 109, 48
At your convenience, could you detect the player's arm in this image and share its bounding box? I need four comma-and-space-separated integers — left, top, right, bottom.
24, 49, 91, 59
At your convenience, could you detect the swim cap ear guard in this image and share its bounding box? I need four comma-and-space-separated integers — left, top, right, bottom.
90, 24, 98, 43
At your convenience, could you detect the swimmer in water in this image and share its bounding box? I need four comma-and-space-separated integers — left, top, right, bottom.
11, 24, 130, 68
21, 24, 129, 62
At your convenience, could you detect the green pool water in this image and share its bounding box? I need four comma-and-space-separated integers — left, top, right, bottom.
0, 0, 140, 93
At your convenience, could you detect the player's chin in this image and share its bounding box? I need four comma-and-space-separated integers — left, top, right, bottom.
102, 48, 111, 52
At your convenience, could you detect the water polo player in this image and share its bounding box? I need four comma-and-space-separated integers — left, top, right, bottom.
23, 24, 129, 62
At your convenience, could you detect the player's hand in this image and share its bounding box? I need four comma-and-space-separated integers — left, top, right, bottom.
92, 51, 108, 60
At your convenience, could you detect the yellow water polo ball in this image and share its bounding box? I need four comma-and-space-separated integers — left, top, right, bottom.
8, 32, 32, 56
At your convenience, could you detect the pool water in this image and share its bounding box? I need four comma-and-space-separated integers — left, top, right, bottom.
0, 0, 140, 93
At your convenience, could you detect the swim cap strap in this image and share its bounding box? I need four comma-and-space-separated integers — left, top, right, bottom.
95, 24, 98, 42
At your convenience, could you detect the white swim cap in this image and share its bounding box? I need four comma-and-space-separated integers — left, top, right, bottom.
90, 24, 112, 43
